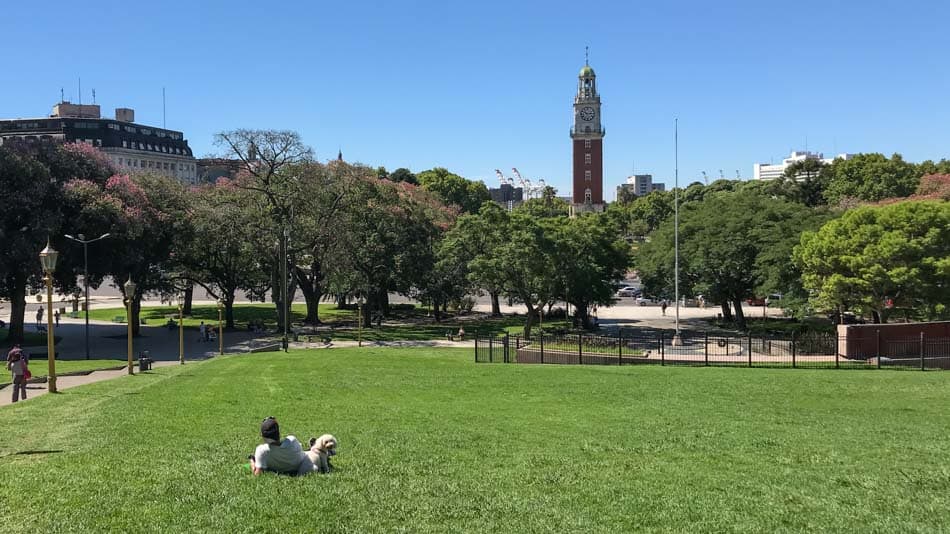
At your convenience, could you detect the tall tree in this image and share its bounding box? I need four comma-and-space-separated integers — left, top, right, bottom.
0, 141, 115, 343
179, 179, 267, 328
550, 214, 630, 329
637, 191, 824, 329
824, 153, 920, 205
469, 212, 559, 337
417, 167, 490, 214
214, 129, 313, 330
794, 201, 950, 323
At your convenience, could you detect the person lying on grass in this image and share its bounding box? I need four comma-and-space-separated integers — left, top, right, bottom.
248, 417, 337, 476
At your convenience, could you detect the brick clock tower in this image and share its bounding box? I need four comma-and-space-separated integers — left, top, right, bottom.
570, 59, 605, 213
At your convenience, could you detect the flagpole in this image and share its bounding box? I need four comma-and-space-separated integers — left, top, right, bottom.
672, 118, 681, 346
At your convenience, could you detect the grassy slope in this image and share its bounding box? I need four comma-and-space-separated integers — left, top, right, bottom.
0, 348, 947, 533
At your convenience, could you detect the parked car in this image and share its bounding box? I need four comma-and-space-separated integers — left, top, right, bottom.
636, 296, 658, 306
616, 287, 641, 297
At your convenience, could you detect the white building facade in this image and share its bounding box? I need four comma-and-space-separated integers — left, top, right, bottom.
753, 151, 852, 180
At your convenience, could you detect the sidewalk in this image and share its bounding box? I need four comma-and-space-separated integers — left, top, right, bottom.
0, 360, 181, 407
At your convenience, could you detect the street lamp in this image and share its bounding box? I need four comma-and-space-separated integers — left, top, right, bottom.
39, 240, 59, 393
64, 232, 111, 360
281, 227, 290, 352
357, 296, 364, 347
176, 292, 184, 365
217, 299, 224, 356
124, 276, 136, 375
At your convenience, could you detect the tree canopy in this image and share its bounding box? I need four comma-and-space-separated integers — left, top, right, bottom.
794, 200, 950, 323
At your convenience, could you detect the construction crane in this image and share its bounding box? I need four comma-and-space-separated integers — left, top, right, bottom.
494, 169, 513, 185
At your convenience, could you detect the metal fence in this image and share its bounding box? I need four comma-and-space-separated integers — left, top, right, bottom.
474, 330, 950, 371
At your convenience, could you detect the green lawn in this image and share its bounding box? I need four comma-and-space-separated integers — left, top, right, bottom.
0, 328, 61, 346
23, 358, 126, 378
89, 303, 570, 341
2, 349, 947, 532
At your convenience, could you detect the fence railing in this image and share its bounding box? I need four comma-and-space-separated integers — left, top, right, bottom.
474, 330, 950, 371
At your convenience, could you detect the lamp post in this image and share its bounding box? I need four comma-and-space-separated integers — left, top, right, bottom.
357, 296, 364, 347
39, 240, 59, 393
217, 300, 224, 356
176, 292, 184, 365
64, 233, 110, 360
124, 277, 136, 375
281, 227, 290, 352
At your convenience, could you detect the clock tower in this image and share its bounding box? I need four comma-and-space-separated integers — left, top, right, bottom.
570, 57, 604, 213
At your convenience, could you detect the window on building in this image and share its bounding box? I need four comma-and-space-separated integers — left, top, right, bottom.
585, 153, 591, 165
171, 163, 177, 171
585, 170, 591, 181
585, 189, 592, 204
584, 139, 591, 149
122, 140, 128, 148
163, 162, 169, 170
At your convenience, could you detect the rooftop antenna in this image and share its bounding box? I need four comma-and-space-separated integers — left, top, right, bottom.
163, 87, 166, 129
92, 89, 96, 104
60, 88, 64, 103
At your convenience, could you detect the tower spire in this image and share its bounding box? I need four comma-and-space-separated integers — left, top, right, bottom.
585, 46, 589, 66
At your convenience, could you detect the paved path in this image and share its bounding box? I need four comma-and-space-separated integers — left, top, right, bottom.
0, 360, 181, 407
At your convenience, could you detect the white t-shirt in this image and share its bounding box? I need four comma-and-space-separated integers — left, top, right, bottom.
254, 436, 307, 475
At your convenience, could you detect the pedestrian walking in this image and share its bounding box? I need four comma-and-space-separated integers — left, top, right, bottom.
7, 345, 28, 403
199, 321, 207, 342
54, 309, 61, 327
661, 300, 668, 316
35, 306, 44, 326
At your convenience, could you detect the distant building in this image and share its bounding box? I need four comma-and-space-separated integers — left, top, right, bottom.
196, 158, 246, 183
753, 151, 853, 180
0, 101, 197, 183
489, 183, 524, 211
616, 174, 665, 200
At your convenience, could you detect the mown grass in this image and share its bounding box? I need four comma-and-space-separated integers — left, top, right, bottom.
0, 328, 61, 346
25, 358, 126, 378
1, 348, 948, 532
90, 303, 571, 341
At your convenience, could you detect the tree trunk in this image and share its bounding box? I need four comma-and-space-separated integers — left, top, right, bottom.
572, 302, 593, 330
182, 284, 194, 315
224, 291, 236, 329
294, 264, 322, 325
523, 304, 538, 339
490, 292, 501, 316
720, 301, 733, 322
5, 275, 27, 344
731, 297, 746, 330
432, 300, 443, 322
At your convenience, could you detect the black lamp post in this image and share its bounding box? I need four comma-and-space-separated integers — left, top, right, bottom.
64, 233, 111, 359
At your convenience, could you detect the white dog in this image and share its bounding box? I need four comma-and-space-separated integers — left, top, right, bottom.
305, 434, 338, 474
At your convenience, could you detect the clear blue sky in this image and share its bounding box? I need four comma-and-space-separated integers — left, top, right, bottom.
3, 0, 948, 198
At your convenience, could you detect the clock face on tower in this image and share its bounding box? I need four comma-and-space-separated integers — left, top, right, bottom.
579, 106, 595, 121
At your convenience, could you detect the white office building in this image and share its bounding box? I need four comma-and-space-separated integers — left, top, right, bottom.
753, 151, 852, 180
